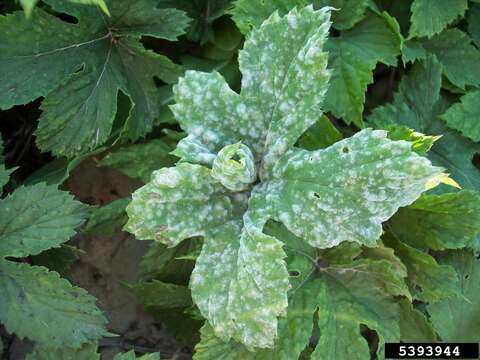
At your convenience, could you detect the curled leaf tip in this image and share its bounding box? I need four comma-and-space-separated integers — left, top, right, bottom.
211, 143, 257, 191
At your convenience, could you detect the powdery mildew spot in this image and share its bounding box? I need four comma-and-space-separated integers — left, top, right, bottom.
211, 143, 257, 191
267, 129, 444, 249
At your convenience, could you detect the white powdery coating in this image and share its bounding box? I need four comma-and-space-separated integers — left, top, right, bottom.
190, 221, 240, 340
239, 5, 332, 176
173, 135, 217, 166
124, 164, 240, 246
153, 167, 181, 187
267, 129, 444, 249
171, 70, 264, 160
170, 6, 332, 172
211, 143, 257, 191
190, 216, 290, 350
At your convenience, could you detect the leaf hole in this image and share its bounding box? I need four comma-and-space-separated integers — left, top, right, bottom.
111, 91, 132, 132
313, 192, 320, 199
360, 324, 379, 359
57, 12, 78, 24
315, 256, 329, 270
288, 270, 300, 277
465, 274, 469, 279
472, 153, 480, 170
342, 146, 349, 154
153, 76, 167, 87
46, 5, 79, 24
231, 154, 241, 162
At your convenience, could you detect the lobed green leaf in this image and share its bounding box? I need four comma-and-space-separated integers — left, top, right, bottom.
388, 191, 480, 250
0, 0, 190, 157
0, 183, 89, 258
409, 0, 468, 39
428, 251, 480, 342
441, 90, 480, 142
369, 55, 480, 190
0, 261, 108, 348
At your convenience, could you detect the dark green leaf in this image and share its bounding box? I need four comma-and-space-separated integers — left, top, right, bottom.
0, 0, 190, 157
428, 251, 480, 342
0, 183, 89, 258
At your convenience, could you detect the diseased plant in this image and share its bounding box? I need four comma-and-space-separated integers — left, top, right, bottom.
125, 6, 461, 356
1, 0, 480, 358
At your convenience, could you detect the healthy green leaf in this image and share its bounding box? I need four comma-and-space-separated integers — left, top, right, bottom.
316, 0, 369, 30
399, 300, 437, 342
26, 342, 100, 360
324, 12, 401, 126
31, 245, 84, 277
0, 260, 108, 348
428, 250, 480, 342
402, 28, 480, 89
0, 183, 89, 258
368, 55, 480, 190
208, 16, 243, 52
20, 0, 109, 18
0, 181, 105, 348
230, 0, 369, 33
409, 0, 467, 39
97, 138, 178, 182
127, 280, 192, 309
421, 29, 480, 89
296, 115, 343, 151
368, 56, 442, 133
468, 4, 480, 47
158, 0, 233, 43
402, 39, 427, 64
230, 0, 306, 34
360, 244, 407, 280
113, 350, 160, 360
0, 165, 14, 192
441, 90, 480, 142
383, 232, 460, 302
83, 198, 129, 236
312, 260, 407, 359
385, 125, 440, 156
0, 0, 190, 157
388, 191, 480, 250
139, 240, 197, 283
427, 125, 480, 191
